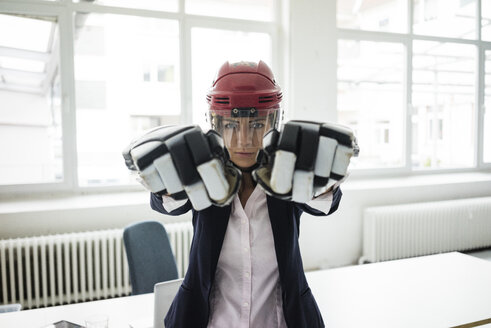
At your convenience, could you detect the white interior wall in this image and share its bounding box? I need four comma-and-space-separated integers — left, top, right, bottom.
299, 173, 491, 269
287, 0, 491, 269
288, 0, 336, 123
2, 173, 491, 271
0, 191, 189, 239
1, 0, 491, 272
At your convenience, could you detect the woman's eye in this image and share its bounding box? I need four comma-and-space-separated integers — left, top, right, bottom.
251, 122, 265, 129
224, 122, 238, 129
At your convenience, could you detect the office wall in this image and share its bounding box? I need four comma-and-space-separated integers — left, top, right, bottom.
287, 0, 491, 269
288, 0, 337, 123
299, 174, 491, 269
2, 175, 491, 271
1, 0, 491, 272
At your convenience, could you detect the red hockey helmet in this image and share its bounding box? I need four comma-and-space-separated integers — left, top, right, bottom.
207, 60, 282, 113
207, 61, 282, 155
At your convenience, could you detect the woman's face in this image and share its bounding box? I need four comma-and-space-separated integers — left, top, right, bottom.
221, 117, 271, 169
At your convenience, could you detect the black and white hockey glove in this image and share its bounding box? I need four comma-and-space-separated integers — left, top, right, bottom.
123, 125, 241, 211
253, 120, 359, 203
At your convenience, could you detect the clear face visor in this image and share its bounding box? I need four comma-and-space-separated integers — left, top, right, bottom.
209, 108, 278, 151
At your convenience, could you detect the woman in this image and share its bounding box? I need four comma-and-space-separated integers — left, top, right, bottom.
149, 61, 344, 328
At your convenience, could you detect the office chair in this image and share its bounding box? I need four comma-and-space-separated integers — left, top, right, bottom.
123, 221, 179, 295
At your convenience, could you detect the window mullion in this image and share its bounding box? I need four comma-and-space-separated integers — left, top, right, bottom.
476, 0, 484, 168
185, 15, 275, 34
275, 0, 289, 116
477, 46, 485, 168
271, 0, 281, 85
270, 0, 283, 119
66, 1, 181, 20
59, 5, 79, 190
338, 28, 409, 43
180, 17, 192, 124
408, 0, 413, 35
405, 0, 413, 172
405, 38, 413, 172
477, 0, 482, 41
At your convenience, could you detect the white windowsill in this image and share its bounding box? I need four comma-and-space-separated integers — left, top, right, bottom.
0, 190, 151, 214
1, 171, 491, 215
343, 171, 491, 191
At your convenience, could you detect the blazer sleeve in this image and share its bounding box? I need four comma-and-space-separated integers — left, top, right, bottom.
150, 192, 193, 216
294, 187, 343, 217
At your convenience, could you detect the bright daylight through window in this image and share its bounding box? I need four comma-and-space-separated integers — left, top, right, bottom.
337, 0, 490, 170
0, 14, 62, 185
74, 13, 180, 186
186, 0, 274, 21
1, 0, 489, 190
0, 0, 276, 190
412, 41, 475, 169
337, 40, 404, 169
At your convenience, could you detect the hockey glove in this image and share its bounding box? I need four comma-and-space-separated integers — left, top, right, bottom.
123, 125, 241, 211
253, 120, 359, 203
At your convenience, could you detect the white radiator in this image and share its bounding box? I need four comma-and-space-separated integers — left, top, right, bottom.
0, 221, 193, 310
362, 197, 491, 263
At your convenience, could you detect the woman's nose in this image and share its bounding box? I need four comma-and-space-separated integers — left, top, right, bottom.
237, 124, 251, 146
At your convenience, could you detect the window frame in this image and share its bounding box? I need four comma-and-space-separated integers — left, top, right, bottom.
480, 43, 491, 168
0, 0, 282, 195
337, 0, 491, 177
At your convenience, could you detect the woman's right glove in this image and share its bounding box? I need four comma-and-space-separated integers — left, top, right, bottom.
122, 125, 241, 211
253, 120, 359, 203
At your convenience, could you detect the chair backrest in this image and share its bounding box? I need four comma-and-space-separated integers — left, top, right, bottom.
123, 221, 179, 295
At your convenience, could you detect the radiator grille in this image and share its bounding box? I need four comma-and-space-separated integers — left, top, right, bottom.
362, 197, 491, 263
0, 222, 193, 309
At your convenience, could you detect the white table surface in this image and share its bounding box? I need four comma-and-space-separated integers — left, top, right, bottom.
309, 252, 491, 328
1, 252, 490, 328
0, 292, 153, 328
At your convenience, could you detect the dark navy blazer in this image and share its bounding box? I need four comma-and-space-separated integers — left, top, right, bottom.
150, 188, 342, 328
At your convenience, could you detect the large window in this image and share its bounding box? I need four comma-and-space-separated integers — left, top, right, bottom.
337, 0, 407, 33
0, 0, 279, 190
74, 13, 180, 186
338, 40, 405, 168
412, 41, 476, 169
73, 0, 178, 12
186, 0, 274, 21
337, 0, 490, 171
412, 0, 477, 39
484, 0, 491, 41
0, 14, 62, 185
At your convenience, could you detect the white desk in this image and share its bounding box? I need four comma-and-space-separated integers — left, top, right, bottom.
1, 252, 490, 328
0, 293, 153, 328
309, 252, 491, 328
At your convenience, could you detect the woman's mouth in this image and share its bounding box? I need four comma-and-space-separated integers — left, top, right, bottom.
234, 152, 255, 158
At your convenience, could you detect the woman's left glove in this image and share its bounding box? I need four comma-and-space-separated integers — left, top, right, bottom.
123, 125, 241, 211
253, 120, 359, 203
